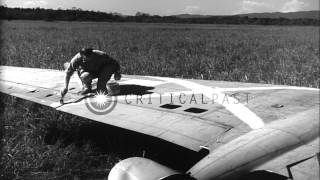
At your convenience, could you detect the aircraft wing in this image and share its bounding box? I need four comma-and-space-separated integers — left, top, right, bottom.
1, 66, 319, 179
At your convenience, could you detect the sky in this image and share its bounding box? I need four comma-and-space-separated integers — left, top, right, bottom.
1, 0, 319, 15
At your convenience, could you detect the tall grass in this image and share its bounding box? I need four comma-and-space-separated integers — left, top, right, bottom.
1, 20, 319, 87
0, 94, 121, 179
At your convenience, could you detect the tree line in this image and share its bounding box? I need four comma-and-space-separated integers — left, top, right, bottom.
0, 6, 319, 25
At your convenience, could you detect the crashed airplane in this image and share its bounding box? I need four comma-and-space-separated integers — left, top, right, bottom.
0, 66, 319, 180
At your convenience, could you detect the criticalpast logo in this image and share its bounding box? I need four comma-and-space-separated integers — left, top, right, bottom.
85, 91, 117, 115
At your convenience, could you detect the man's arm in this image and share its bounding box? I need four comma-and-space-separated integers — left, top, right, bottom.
106, 55, 121, 80
112, 60, 121, 80
61, 66, 74, 97
60, 54, 80, 97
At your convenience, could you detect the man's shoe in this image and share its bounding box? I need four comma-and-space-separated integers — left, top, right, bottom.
79, 88, 93, 95
95, 89, 108, 95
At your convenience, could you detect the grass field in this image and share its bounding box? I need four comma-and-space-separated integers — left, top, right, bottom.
1, 20, 319, 86
0, 95, 122, 179
0, 20, 319, 179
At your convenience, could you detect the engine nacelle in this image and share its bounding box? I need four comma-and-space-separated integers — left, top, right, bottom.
108, 157, 179, 180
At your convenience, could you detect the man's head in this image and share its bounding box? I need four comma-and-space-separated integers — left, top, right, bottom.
80, 48, 93, 62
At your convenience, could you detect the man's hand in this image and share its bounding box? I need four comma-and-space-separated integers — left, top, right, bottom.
60, 87, 68, 98
114, 71, 121, 81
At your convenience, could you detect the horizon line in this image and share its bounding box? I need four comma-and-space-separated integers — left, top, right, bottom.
1, 5, 319, 17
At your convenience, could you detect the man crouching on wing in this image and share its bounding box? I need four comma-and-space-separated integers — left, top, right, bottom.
60, 48, 121, 98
